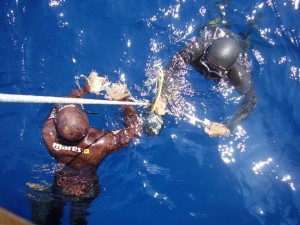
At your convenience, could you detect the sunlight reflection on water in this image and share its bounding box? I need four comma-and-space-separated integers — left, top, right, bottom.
138, 1, 300, 222
1, 0, 300, 223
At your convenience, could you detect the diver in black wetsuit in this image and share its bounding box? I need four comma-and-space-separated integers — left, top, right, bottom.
143, 27, 257, 137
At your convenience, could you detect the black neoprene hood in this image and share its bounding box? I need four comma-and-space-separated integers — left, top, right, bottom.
206, 37, 241, 70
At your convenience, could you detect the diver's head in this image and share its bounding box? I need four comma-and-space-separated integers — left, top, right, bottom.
55, 104, 89, 142
200, 37, 241, 80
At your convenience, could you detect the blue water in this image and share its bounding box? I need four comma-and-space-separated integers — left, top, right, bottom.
0, 0, 300, 224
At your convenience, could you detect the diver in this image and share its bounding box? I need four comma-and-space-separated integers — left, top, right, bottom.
143, 27, 257, 137
31, 72, 141, 225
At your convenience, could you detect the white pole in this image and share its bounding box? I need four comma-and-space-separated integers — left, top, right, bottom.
184, 113, 210, 126
0, 93, 149, 106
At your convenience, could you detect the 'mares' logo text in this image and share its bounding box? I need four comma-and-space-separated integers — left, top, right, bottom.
52, 143, 82, 153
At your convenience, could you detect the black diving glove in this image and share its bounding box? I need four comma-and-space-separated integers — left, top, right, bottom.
143, 112, 164, 136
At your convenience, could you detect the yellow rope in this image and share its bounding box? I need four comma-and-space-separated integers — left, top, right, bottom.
150, 66, 165, 113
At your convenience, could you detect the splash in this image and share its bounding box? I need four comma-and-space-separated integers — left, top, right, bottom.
49, 0, 65, 7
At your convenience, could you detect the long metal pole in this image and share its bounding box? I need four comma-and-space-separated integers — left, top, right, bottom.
0, 93, 149, 106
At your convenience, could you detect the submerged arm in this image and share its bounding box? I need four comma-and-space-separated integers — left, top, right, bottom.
204, 61, 257, 137
226, 62, 258, 131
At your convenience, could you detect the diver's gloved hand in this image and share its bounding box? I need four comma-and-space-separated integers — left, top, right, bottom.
143, 112, 164, 136
203, 121, 231, 137
87, 71, 110, 95
105, 83, 130, 101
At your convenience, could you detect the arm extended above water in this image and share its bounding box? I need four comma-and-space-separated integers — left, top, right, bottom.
107, 98, 141, 151
143, 37, 206, 136
162, 37, 205, 98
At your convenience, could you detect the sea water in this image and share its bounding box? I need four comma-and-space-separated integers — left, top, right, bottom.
0, 0, 299, 224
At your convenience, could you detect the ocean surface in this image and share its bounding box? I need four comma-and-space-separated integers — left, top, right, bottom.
0, 0, 300, 224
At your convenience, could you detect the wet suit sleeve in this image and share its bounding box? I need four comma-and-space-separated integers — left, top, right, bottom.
163, 37, 205, 97
107, 99, 141, 152
43, 84, 91, 124
143, 37, 206, 136
226, 62, 258, 131
67, 84, 91, 98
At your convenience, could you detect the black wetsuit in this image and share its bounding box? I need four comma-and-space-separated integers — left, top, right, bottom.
162, 27, 257, 131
